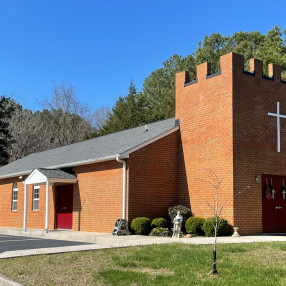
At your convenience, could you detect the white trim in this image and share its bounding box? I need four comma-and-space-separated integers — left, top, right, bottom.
33, 185, 40, 211
116, 157, 127, 220
268, 101, 286, 153
45, 181, 49, 233
24, 169, 77, 185
25, 169, 47, 185
42, 155, 117, 170
119, 126, 179, 158
11, 183, 18, 211
0, 126, 179, 180
0, 156, 118, 180
23, 184, 28, 231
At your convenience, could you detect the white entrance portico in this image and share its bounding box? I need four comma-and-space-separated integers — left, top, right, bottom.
268, 101, 286, 152
23, 168, 77, 232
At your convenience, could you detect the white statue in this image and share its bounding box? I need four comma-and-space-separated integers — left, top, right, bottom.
172, 211, 183, 237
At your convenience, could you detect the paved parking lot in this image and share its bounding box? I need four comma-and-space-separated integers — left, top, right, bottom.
0, 234, 92, 253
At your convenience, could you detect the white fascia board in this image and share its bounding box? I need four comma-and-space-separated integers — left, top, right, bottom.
0, 155, 118, 180
0, 127, 179, 180
0, 170, 32, 180
25, 169, 47, 185
119, 126, 179, 158
44, 155, 118, 170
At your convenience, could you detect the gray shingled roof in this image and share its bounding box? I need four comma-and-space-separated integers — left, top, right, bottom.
0, 118, 178, 179
36, 168, 77, 180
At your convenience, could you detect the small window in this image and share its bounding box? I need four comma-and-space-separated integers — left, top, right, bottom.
12, 183, 18, 211
33, 185, 40, 211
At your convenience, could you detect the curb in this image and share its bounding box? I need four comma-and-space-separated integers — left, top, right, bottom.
0, 274, 23, 286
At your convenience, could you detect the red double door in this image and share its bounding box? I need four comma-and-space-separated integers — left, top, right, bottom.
262, 175, 286, 233
55, 185, 73, 229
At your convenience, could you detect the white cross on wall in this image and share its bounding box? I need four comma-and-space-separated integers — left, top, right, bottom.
268, 102, 286, 152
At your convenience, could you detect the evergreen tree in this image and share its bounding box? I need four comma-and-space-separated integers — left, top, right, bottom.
254, 26, 286, 77
101, 80, 144, 134
142, 54, 196, 121
0, 96, 15, 166
139, 26, 286, 122
83, 26, 286, 138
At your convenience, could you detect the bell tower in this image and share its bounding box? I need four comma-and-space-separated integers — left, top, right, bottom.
175, 52, 286, 234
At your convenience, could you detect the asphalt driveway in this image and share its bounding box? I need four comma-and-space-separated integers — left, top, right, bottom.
0, 234, 92, 253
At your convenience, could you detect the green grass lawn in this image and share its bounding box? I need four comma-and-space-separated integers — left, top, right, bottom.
0, 242, 286, 285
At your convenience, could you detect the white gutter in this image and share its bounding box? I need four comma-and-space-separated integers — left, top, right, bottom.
0, 155, 118, 180
116, 156, 127, 220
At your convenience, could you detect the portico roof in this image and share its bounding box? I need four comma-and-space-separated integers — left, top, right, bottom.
24, 168, 77, 185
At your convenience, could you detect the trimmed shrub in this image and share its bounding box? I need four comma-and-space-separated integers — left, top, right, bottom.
185, 217, 205, 236
202, 217, 231, 237
149, 227, 172, 237
151, 218, 167, 229
131, 217, 151, 235
168, 205, 191, 229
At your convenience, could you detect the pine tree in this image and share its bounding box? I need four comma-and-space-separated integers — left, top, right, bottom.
0, 96, 15, 166
101, 80, 144, 135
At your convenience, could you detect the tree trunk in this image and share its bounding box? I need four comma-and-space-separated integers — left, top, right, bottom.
212, 249, 218, 274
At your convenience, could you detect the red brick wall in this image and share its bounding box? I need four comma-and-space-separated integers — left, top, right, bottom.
176, 52, 286, 234
0, 178, 24, 228
73, 160, 123, 233
127, 131, 179, 222
0, 178, 55, 230
232, 57, 286, 234
175, 53, 235, 227
0, 161, 123, 233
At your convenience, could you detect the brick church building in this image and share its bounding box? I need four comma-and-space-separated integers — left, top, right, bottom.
0, 52, 285, 235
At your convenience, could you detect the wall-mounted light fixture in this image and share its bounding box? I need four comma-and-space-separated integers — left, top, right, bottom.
255, 175, 261, 183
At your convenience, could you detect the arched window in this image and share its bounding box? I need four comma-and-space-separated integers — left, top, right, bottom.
12, 183, 18, 211
33, 185, 40, 211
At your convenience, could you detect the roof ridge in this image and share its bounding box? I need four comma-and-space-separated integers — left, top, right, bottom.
23, 117, 176, 157
0, 117, 177, 179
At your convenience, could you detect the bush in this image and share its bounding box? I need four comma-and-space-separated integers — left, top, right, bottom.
202, 217, 231, 237
151, 218, 167, 229
168, 205, 191, 228
185, 217, 205, 236
131, 217, 151, 235
149, 227, 172, 237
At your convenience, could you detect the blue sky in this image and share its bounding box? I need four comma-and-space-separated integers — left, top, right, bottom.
0, 0, 285, 111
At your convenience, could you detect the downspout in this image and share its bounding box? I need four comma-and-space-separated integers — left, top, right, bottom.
116, 156, 127, 220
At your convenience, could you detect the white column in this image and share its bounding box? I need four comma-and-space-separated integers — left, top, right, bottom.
116, 157, 127, 220
23, 184, 28, 231
45, 181, 50, 233
122, 162, 127, 220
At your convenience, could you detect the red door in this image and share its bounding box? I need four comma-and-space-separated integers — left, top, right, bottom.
56, 185, 73, 229
262, 175, 286, 233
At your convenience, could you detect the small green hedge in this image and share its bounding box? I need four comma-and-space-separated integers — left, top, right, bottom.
202, 217, 231, 237
131, 217, 151, 235
149, 227, 171, 237
185, 217, 205, 236
151, 218, 167, 229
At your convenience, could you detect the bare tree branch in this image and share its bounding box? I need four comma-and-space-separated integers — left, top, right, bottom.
196, 169, 250, 275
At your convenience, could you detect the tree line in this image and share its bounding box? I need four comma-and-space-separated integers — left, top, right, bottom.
0, 85, 111, 165
98, 25, 286, 135
1, 26, 285, 165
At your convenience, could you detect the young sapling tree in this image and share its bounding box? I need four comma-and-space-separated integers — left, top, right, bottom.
197, 169, 250, 275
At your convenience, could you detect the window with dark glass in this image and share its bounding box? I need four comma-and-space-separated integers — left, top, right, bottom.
12, 183, 18, 211
33, 185, 40, 211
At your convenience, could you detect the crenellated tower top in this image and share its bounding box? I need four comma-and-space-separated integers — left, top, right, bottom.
177, 52, 284, 89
